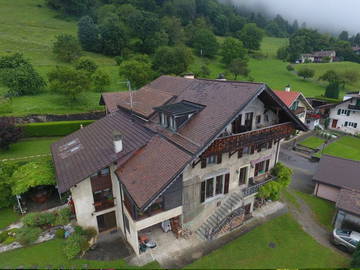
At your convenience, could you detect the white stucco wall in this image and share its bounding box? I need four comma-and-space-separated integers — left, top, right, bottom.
136, 206, 182, 231
329, 99, 360, 135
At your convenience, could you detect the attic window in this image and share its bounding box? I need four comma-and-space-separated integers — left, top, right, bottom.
155, 100, 205, 131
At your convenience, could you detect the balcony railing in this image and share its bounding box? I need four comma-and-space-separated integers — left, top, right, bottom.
203, 122, 295, 156
242, 176, 275, 197
94, 199, 115, 212
292, 107, 305, 115
348, 104, 360, 111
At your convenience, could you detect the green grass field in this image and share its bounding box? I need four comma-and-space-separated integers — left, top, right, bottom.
295, 191, 336, 231
295, 61, 360, 91
186, 214, 348, 269
0, 0, 122, 116
299, 136, 326, 149
0, 208, 20, 230
0, 238, 160, 269
0, 137, 59, 160
317, 136, 360, 161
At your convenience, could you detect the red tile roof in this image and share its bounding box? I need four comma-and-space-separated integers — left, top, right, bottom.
273, 90, 301, 107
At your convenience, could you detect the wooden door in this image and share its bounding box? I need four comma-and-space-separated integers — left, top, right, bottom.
332, 119, 338, 128
244, 204, 251, 215
224, 173, 230, 194
97, 211, 117, 232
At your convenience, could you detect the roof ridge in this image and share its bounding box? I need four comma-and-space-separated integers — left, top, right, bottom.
322, 154, 360, 163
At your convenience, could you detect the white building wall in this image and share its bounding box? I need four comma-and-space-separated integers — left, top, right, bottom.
329, 99, 360, 135
136, 206, 182, 231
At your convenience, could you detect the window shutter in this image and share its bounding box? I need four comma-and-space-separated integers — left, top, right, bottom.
347, 110, 351, 116
201, 158, 207, 168
217, 153, 222, 164
250, 145, 255, 155
237, 149, 243, 159
337, 109, 341, 115
345, 121, 348, 127
224, 173, 230, 194
200, 181, 206, 203
268, 141, 272, 149
265, 160, 270, 172
355, 123, 358, 128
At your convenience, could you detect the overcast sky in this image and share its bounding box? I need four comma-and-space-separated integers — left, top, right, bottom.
231, 0, 360, 35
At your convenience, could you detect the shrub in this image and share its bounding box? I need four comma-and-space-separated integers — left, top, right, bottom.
286, 64, 294, 71
0, 117, 23, 150
75, 58, 98, 74
55, 228, 65, 239
83, 227, 97, 240
63, 231, 90, 259
22, 120, 94, 137
22, 212, 56, 227
92, 70, 110, 92
54, 207, 71, 226
15, 227, 41, 246
52, 34, 82, 62
0, 231, 8, 243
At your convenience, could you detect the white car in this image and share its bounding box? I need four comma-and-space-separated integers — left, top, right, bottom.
332, 229, 360, 252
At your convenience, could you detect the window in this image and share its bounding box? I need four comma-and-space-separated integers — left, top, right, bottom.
160, 113, 166, 127
254, 159, 270, 177
339, 109, 351, 116
206, 155, 217, 165
239, 167, 247, 185
245, 112, 253, 131
237, 148, 243, 159
264, 114, 269, 122
356, 99, 360, 106
256, 115, 261, 124
268, 141, 272, 149
291, 101, 299, 110
124, 214, 130, 234
347, 122, 358, 128
256, 144, 262, 153
200, 173, 230, 203
250, 145, 255, 155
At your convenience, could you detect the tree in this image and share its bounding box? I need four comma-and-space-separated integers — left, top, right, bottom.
163, 0, 196, 25
228, 58, 249, 80
237, 23, 264, 51
351, 244, 360, 267
0, 53, 46, 96
354, 33, 360, 46
92, 70, 111, 92
52, 34, 82, 62
153, 46, 194, 75
220, 37, 248, 65
48, 66, 91, 101
74, 58, 98, 74
196, 65, 211, 78
161, 16, 185, 46
342, 70, 360, 86
339, 30, 349, 41
46, 0, 95, 16
297, 67, 315, 80
277, 46, 288, 61
0, 117, 23, 150
119, 59, 155, 89
99, 19, 127, 56
319, 70, 340, 83
192, 30, 219, 57
77, 16, 101, 52
324, 81, 340, 99
0, 161, 17, 208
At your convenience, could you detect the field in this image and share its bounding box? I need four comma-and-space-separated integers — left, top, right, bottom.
0, 137, 59, 160
186, 214, 348, 269
0, 0, 121, 116
317, 135, 360, 161
0, 208, 20, 230
299, 136, 326, 149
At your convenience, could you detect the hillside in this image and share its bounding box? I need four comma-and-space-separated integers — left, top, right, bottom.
0, 0, 356, 116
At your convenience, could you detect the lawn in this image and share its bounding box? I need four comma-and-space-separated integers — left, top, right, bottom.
0, 0, 122, 116
295, 61, 360, 91
281, 189, 301, 210
0, 137, 59, 160
186, 214, 348, 269
299, 136, 326, 149
317, 136, 360, 161
0, 238, 160, 269
0, 208, 20, 230
295, 191, 336, 231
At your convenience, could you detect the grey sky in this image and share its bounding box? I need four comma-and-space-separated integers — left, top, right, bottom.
231, 0, 360, 35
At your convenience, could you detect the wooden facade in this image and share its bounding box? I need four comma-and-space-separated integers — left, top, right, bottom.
202, 122, 295, 157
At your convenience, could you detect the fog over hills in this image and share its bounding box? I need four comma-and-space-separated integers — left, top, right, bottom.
229, 0, 360, 35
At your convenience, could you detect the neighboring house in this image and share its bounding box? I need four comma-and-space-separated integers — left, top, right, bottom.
274, 86, 313, 125
51, 76, 306, 255
300, 50, 336, 63
313, 155, 360, 230
329, 92, 360, 135
353, 46, 360, 56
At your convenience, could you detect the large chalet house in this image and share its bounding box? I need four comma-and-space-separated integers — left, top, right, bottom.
51, 76, 306, 255
300, 50, 336, 63
329, 91, 360, 135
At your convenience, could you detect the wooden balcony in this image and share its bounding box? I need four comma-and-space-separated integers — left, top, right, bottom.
292, 107, 305, 115
94, 199, 115, 212
203, 122, 295, 157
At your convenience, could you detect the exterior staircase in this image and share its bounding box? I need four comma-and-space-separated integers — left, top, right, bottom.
195, 191, 244, 241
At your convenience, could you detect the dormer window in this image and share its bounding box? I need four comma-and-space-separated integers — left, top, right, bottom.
155, 100, 205, 132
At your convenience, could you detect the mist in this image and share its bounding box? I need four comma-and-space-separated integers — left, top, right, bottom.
230, 0, 360, 35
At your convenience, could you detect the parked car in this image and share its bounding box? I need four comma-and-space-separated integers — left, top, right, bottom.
332, 228, 360, 252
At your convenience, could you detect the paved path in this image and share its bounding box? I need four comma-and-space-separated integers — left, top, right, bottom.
279, 134, 318, 193
286, 190, 349, 258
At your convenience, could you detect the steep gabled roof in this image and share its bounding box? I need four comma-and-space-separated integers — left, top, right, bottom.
51, 111, 153, 193
274, 90, 313, 110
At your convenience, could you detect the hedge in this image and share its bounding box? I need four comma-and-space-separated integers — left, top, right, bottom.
21, 120, 95, 137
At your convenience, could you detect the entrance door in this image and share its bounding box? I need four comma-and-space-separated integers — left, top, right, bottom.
332, 119, 338, 128
244, 113, 253, 131
244, 204, 251, 215
97, 211, 117, 232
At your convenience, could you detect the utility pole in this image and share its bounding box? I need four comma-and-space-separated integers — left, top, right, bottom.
118, 80, 133, 114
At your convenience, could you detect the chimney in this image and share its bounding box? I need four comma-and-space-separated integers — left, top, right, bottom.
113, 131, 123, 153
285, 85, 291, 92
183, 73, 195, 79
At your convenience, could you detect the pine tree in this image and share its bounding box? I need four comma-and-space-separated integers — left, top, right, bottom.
78, 16, 101, 52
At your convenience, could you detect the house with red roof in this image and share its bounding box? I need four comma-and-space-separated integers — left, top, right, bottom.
274, 86, 313, 128
51, 76, 306, 256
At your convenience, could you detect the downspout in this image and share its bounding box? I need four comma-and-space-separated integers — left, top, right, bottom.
119, 183, 127, 240
275, 140, 280, 163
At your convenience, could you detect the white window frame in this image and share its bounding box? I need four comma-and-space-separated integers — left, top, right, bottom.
202, 174, 225, 203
